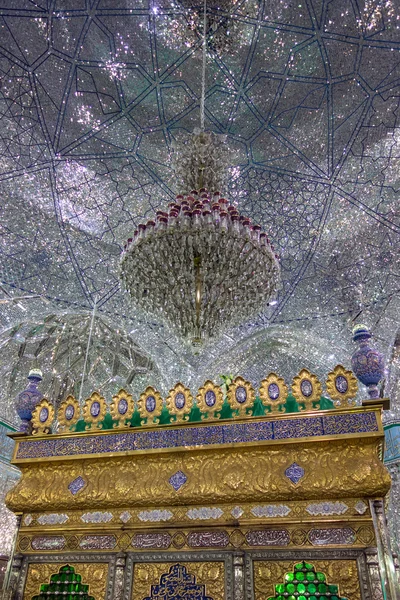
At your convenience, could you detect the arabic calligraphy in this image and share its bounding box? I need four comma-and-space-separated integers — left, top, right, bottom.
143, 564, 214, 600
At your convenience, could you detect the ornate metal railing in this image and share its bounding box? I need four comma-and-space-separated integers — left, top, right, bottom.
30, 365, 360, 435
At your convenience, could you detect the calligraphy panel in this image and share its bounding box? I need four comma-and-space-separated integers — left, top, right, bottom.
132, 561, 225, 600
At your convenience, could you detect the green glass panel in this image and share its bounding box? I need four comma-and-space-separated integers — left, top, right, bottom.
285, 573, 295, 582
329, 585, 339, 593
331, 596, 339, 600
304, 562, 314, 570
316, 572, 326, 582
276, 596, 285, 600
298, 596, 307, 600
295, 572, 305, 581
320, 596, 328, 600
318, 583, 328, 593
307, 583, 317, 593
287, 583, 296, 593
309, 596, 317, 600
295, 562, 305, 570
288, 596, 296, 600
306, 572, 315, 581
297, 583, 306, 593
276, 584, 285, 593
39, 584, 46, 592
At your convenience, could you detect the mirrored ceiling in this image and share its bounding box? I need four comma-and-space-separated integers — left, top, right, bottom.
0, 0, 399, 424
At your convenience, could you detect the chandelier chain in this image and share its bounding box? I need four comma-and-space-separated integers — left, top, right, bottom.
200, 0, 207, 131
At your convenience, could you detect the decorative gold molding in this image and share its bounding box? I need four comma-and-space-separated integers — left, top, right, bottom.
292, 369, 322, 411
31, 399, 55, 435
259, 373, 288, 413
16, 522, 375, 555
166, 383, 193, 422
196, 380, 224, 418
58, 395, 80, 431
6, 439, 390, 512
18, 497, 372, 531
227, 376, 255, 416
109, 389, 134, 428
138, 386, 163, 425
326, 365, 358, 406
82, 392, 107, 430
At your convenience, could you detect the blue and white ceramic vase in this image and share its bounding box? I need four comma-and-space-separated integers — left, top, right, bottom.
351, 325, 385, 399
15, 369, 44, 433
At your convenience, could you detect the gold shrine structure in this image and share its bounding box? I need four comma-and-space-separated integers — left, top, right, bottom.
4, 366, 400, 600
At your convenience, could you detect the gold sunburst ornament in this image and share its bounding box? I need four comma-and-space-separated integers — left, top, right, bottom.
326, 364, 358, 407
110, 389, 134, 428
166, 383, 193, 422
58, 395, 80, 431
259, 373, 288, 413
138, 386, 164, 425
82, 392, 107, 429
292, 369, 322, 411
31, 399, 54, 435
227, 376, 255, 417
196, 380, 224, 419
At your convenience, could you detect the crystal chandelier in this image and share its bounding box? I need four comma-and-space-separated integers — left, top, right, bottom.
120, 130, 280, 344
120, 1, 280, 345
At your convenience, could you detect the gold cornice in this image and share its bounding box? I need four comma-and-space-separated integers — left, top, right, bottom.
9, 404, 384, 465
6, 438, 391, 513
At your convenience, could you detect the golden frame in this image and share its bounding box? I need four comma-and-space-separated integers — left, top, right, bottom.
58, 395, 80, 431
196, 380, 224, 418
110, 389, 134, 428
31, 399, 54, 435
82, 391, 107, 429
227, 376, 255, 416
259, 372, 288, 413
166, 382, 193, 422
138, 386, 163, 425
326, 364, 358, 406
292, 369, 322, 411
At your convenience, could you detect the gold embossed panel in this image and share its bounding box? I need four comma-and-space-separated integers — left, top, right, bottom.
7, 440, 390, 512
254, 560, 361, 600
23, 562, 108, 600
132, 562, 225, 600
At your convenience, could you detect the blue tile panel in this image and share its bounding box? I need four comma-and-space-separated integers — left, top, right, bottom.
0, 423, 15, 462
15, 411, 379, 460
285, 462, 305, 484
169, 470, 187, 491
384, 425, 400, 463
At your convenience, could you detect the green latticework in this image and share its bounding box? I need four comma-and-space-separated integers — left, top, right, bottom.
268, 561, 348, 600
32, 565, 95, 600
